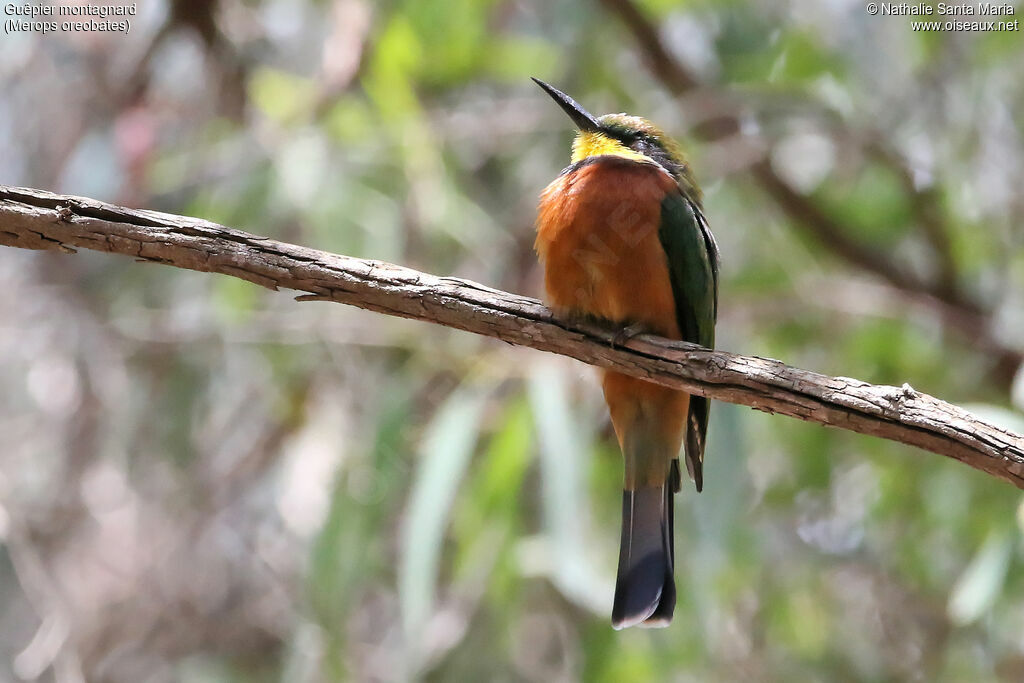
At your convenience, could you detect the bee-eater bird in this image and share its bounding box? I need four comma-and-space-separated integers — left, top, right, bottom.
533, 78, 719, 629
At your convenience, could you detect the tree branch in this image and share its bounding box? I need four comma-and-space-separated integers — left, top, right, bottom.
2, 185, 1023, 487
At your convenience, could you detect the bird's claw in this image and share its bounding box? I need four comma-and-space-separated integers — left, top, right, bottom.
612, 323, 648, 348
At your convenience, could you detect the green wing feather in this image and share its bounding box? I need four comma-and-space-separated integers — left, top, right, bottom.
658, 191, 719, 492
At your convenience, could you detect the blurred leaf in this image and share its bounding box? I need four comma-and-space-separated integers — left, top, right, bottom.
364, 16, 422, 121
948, 531, 1013, 626
212, 276, 260, 325
399, 386, 488, 668
249, 68, 317, 124
323, 96, 376, 144
310, 384, 416, 679
814, 164, 912, 248
482, 38, 561, 81
769, 32, 845, 84
450, 397, 533, 615
776, 589, 830, 657
460, 398, 533, 526
402, 0, 497, 85
527, 363, 611, 616
715, 8, 777, 83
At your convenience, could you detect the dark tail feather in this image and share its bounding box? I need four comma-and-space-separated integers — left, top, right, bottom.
611, 485, 675, 629
642, 480, 676, 626
669, 458, 682, 494
684, 396, 710, 493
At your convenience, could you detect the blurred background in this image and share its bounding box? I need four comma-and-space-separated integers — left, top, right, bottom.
1, 0, 1023, 681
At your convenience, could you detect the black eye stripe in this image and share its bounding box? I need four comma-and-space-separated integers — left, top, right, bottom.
602, 126, 683, 178
606, 128, 646, 145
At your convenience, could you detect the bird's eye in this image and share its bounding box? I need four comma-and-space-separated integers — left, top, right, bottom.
630, 138, 653, 155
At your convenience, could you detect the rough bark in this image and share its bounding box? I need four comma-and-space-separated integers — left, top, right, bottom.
2, 185, 1022, 487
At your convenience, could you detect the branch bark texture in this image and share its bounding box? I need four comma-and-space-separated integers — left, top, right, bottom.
2, 185, 1023, 487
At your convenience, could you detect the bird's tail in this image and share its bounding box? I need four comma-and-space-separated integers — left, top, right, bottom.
603, 373, 687, 630
611, 474, 676, 629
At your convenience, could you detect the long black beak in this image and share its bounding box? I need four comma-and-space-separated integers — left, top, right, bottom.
532, 78, 602, 132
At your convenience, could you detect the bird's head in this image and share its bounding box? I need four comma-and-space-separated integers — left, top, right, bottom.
533, 78, 699, 199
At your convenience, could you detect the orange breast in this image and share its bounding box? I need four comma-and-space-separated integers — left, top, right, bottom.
536, 158, 681, 339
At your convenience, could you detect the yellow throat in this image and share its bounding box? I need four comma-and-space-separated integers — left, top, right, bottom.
571, 131, 649, 165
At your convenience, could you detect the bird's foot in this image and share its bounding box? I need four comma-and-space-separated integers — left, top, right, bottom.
612, 322, 650, 349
